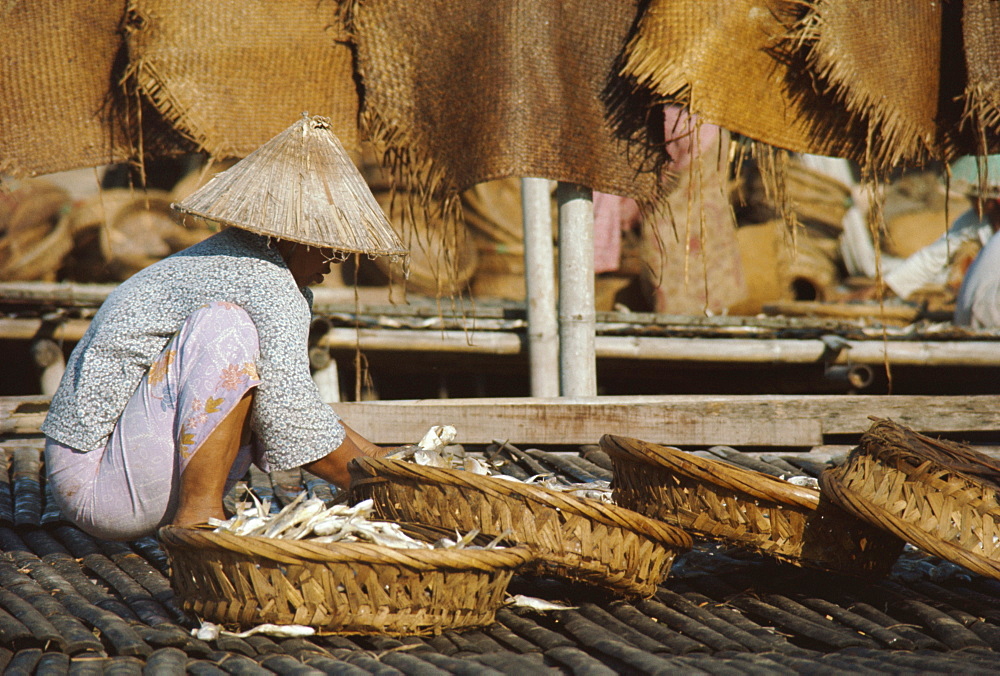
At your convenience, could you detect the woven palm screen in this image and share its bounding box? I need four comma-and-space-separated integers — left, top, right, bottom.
0, 0, 185, 177
625, 0, 1000, 174
352, 0, 669, 210
959, 0, 1000, 159
800, 0, 940, 169
125, 0, 360, 159
623, 0, 868, 166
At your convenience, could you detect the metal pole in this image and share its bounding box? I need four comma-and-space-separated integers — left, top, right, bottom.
521, 178, 560, 397
557, 182, 597, 396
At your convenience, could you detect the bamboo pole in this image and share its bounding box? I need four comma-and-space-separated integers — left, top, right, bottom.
0, 281, 395, 312
556, 182, 596, 397
315, 328, 1000, 367
3, 316, 999, 368
521, 178, 559, 397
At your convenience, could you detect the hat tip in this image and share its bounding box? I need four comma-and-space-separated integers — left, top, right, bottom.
300, 111, 331, 130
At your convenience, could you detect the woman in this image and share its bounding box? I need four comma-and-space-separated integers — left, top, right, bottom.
41, 115, 409, 540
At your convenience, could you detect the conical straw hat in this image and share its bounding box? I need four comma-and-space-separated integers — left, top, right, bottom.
172, 113, 407, 259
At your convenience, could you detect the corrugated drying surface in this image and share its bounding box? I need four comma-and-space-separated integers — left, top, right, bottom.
1, 437, 1000, 674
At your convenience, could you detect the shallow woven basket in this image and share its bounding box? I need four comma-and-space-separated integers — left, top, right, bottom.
348, 456, 693, 597
159, 525, 533, 635
601, 434, 903, 578
822, 419, 1000, 580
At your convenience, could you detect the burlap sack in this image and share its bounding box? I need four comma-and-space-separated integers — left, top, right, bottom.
126, 0, 359, 158
353, 0, 668, 209
730, 220, 794, 315
0, 181, 73, 279
882, 171, 970, 258
742, 160, 852, 230
360, 145, 477, 296
730, 218, 844, 315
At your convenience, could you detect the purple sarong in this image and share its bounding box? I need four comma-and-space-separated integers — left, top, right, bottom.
45, 301, 265, 540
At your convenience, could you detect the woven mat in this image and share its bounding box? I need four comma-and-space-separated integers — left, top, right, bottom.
805, 0, 940, 168
625, 0, 1000, 172
0, 0, 188, 178
125, 0, 359, 159
353, 0, 668, 208
960, 0, 1000, 158
623, 0, 866, 166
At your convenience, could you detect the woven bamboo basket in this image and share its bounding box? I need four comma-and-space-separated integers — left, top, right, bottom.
822, 419, 1000, 580
601, 434, 903, 578
159, 525, 533, 635
348, 456, 693, 597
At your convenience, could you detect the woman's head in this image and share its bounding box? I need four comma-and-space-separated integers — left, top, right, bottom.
276, 240, 336, 287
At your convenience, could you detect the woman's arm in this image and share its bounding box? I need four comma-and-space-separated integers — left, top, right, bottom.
302, 422, 393, 489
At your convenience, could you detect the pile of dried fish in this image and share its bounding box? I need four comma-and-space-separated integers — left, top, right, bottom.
209, 493, 496, 550
497, 474, 614, 503
390, 425, 613, 503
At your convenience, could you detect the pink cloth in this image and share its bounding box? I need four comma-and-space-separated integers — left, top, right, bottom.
592, 107, 747, 315
44, 302, 264, 540
592, 191, 641, 273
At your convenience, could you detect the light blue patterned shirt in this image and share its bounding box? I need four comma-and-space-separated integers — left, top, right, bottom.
42, 227, 345, 470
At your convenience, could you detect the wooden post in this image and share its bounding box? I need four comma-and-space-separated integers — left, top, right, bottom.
557, 182, 596, 397
30, 338, 64, 396
521, 177, 559, 397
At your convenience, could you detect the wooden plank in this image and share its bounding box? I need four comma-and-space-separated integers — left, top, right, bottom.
0, 396, 49, 435
342, 397, 821, 446
5, 395, 999, 448
334, 395, 1000, 446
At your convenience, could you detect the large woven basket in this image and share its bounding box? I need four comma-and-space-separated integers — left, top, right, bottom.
601, 434, 903, 578
159, 525, 533, 635
822, 419, 1000, 580
348, 457, 693, 597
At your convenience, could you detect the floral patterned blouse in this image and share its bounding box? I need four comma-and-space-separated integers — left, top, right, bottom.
42, 227, 346, 470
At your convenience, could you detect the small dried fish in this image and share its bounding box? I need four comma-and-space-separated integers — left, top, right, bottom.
413, 449, 448, 468
463, 456, 491, 475
418, 425, 457, 452
494, 474, 614, 503
506, 595, 577, 611
395, 429, 615, 501
263, 494, 328, 539
434, 528, 481, 549
193, 621, 315, 640
782, 475, 820, 489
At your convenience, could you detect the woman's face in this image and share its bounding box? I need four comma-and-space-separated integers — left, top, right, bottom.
279, 242, 335, 287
